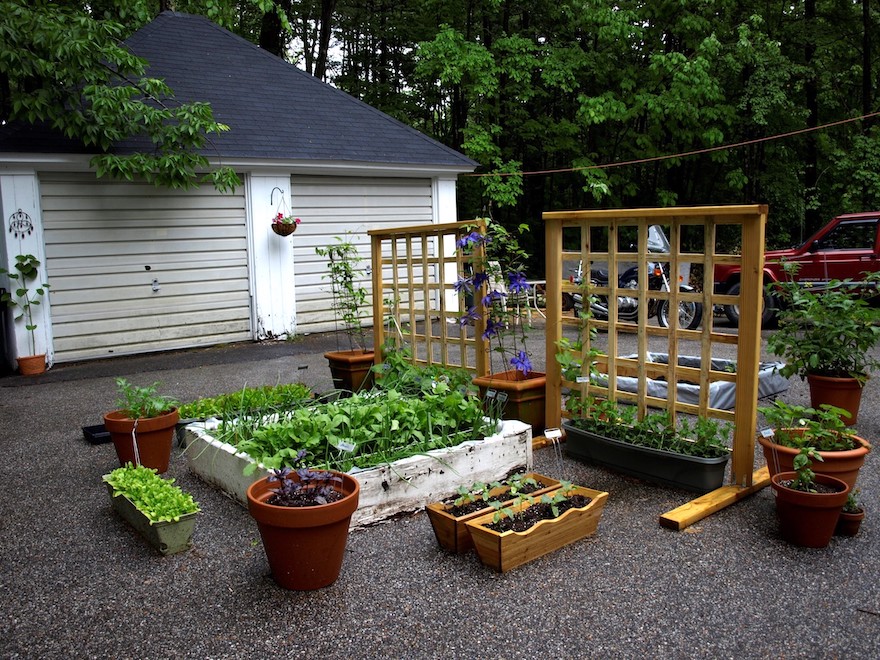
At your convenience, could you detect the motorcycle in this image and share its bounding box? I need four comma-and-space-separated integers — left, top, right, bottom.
570, 225, 703, 330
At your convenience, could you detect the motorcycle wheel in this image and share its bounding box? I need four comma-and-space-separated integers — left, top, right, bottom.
658, 296, 703, 330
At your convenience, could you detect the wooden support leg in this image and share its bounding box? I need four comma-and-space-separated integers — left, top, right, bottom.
659, 466, 770, 530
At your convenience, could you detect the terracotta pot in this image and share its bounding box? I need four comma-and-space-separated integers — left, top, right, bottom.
247, 472, 360, 590
835, 508, 865, 537
465, 485, 609, 572
324, 349, 375, 394
103, 408, 180, 474
472, 370, 547, 435
758, 431, 870, 490
271, 222, 297, 236
770, 472, 850, 548
807, 373, 865, 426
425, 472, 562, 554
17, 353, 46, 375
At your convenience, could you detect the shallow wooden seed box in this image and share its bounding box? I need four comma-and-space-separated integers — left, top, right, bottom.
465, 486, 609, 573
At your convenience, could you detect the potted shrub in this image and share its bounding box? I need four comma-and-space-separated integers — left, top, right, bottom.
455, 222, 546, 434
246, 450, 360, 590
315, 233, 375, 393
0, 254, 50, 375
103, 463, 200, 555
758, 400, 871, 489
770, 446, 850, 548
425, 472, 561, 553
836, 490, 865, 537
464, 481, 609, 572
103, 378, 180, 474
562, 397, 732, 493
767, 263, 880, 424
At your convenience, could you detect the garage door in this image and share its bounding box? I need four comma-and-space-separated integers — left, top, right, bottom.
291, 175, 433, 333
40, 174, 252, 362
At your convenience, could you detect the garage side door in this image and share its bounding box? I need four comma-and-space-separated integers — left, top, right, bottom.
40, 174, 252, 362
292, 176, 433, 333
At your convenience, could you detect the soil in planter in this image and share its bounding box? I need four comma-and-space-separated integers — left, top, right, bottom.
775, 479, 841, 495
442, 479, 554, 517
486, 495, 592, 533
268, 490, 346, 507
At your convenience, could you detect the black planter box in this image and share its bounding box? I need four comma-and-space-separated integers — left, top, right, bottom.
562, 422, 730, 493
82, 424, 111, 445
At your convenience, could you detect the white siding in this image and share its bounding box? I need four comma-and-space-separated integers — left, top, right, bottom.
291, 176, 434, 334
40, 174, 251, 362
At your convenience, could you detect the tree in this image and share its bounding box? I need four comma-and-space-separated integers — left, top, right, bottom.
0, 0, 239, 191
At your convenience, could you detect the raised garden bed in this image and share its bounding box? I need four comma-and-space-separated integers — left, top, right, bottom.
183, 419, 533, 527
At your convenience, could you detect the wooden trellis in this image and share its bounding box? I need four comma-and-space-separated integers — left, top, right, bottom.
368, 221, 490, 375
543, 205, 769, 529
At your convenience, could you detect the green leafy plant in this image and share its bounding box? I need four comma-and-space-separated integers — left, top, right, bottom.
103, 463, 199, 523
315, 233, 369, 352
0, 254, 50, 356
373, 345, 477, 397
842, 490, 862, 514
767, 262, 880, 382
114, 378, 178, 419
178, 383, 311, 419
759, 400, 858, 451
787, 446, 825, 493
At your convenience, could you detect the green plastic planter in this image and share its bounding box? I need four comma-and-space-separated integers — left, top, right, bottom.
105, 483, 198, 555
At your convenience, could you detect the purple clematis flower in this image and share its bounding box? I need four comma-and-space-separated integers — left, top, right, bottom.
482, 290, 506, 307
456, 231, 486, 249
510, 351, 532, 376
507, 271, 529, 294
483, 318, 504, 340
473, 271, 490, 288
459, 306, 481, 326
454, 276, 473, 293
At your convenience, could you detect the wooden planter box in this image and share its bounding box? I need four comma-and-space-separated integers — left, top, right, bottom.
465, 485, 608, 572
563, 422, 730, 493
105, 483, 198, 555
425, 472, 561, 553
183, 419, 533, 527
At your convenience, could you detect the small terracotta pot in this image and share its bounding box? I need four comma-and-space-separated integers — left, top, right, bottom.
17, 353, 46, 375
103, 408, 180, 474
771, 472, 850, 548
758, 430, 871, 490
835, 508, 865, 537
807, 373, 865, 426
247, 472, 360, 591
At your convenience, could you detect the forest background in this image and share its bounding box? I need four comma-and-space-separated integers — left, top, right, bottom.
2, 0, 879, 264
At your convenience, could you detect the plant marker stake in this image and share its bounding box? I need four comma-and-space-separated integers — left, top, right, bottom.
131, 417, 141, 466
545, 427, 564, 476
759, 427, 780, 475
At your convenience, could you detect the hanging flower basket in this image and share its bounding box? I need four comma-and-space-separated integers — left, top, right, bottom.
271, 222, 298, 236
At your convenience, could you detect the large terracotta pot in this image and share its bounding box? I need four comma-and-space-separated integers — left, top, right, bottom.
758, 431, 871, 490
472, 370, 546, 435
103, 408, 180, 474
247, 471, 360, 591
807, 373, 865, 426
770, 472, 850, 548
17, 353, 46, 376
324, 349, 375, 394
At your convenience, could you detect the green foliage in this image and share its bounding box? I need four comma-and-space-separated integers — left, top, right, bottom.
843, 490, 862, 514
758, 400, 858, 451
373, 345, 477, 398
568, 398, 731, 459
315, 234, 369, 351
114, 378, 178, 419
789, 446, 824, 493
216, 388, 492, 474
104, 463, 199, 523
0, 1, 240, 192
0, 254, 50, 355
178, 382, 312, 420
767, 263, 880, 381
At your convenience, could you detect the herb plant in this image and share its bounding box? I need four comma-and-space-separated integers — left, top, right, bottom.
759, 400, 858, 451
265, 450, 344, 507
114, 377, 178, 419
0, 254, 50, 356
178, 382, 311, 419
842, 490, 862, 514
104, 463, 199, 523
787, 446, 824, 492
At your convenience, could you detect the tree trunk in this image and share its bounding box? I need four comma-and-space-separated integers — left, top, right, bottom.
314, 0, 337, 81
259, 0, 292, 58
863, 0, 872, 120
804, 0, 819, 235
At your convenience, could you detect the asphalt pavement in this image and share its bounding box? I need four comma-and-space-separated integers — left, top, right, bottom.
1, 316, 878, 658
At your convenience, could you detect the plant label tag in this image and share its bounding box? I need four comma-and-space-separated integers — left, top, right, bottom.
495, 391, 509, 406
575, 376, 590, 383
484, 389, 497, 400
759, 427, 774, 438
544, 427, 562, 440
337, 440, 356, 452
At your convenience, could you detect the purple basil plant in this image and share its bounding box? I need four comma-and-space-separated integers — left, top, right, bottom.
266, 450, 344, 507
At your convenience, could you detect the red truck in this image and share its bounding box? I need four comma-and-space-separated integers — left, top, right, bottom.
714, 211, 880, 326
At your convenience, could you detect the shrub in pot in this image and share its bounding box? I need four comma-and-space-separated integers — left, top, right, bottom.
103, 378, 180, 474
0, 254, 50, 375
316, 233, 375, 393
758, 400, 871, 489
767, 264, 880, 424
770, 446, 850, 548
246, 450, 360, 591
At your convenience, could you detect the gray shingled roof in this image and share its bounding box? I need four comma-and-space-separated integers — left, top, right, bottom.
0, 11, 476, 170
